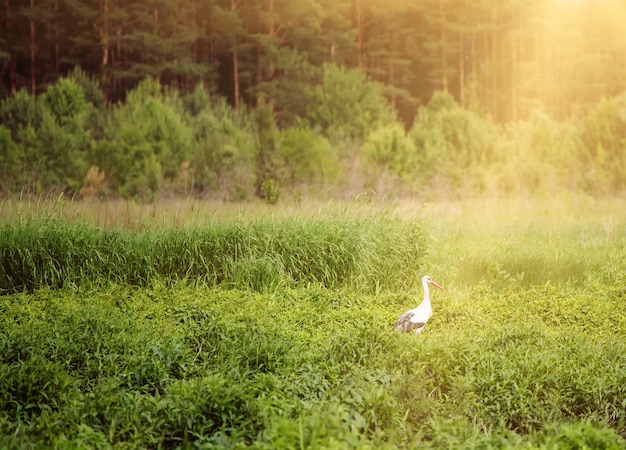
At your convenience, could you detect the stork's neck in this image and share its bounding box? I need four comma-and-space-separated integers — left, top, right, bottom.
422, 280, 431, 303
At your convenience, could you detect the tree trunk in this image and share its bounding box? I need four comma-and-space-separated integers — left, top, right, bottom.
153, 8, 160, 83
459, 30, 465, 107
54, 0, 59, 74
100, 0, 109, 102
6, 0, 16, 93
233, 47, 240, 112
115, 25, 122, 96
354, 0, 364, 68
29, 0, 36, 94
468, 0, 476, 102
266, 0, 275, 109
471, 32, 476, 79
389, 61, 396, 110
482, 30, 488, 115
511, 33, 517, 121
388, 32, 396, 110
438, 0, 448, 92
490, 5, 497, 120
190, 1, 200, 92
231, 0, 240, 112
267, 0, 276, 81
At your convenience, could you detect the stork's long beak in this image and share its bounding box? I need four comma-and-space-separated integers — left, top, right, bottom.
429, 279, 445, 291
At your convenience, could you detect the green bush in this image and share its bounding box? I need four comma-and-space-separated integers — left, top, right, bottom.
66, 66, 105, 110
305, 63, 396, 142
0, 88, 39, 138
539, 421, 626, 450
363, 123, 418, 184
91, 78, 193, 198
254, 100, 282, 201
41, 78, 86, 126
410, 91, 500, 194
576, 94, 626, 195
37, 79, 90, 192
66, 67, 107, 140
0, 125, 18, 192
184, 93, 257, 198
0, 79, 90, 193
0, 90, 42, 192
498, 110, 577, 196
278, 127, 339, 189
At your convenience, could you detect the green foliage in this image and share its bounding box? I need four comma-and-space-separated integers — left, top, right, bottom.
92, 78, 193, 199
188, 109, 256, 198
3, 65, 626, 199
183, 85, 257, 198
539, 421, 626, 450
465, 327, 626, 434
260, 178, 281, 205
91, 135, 160, 200
0, 89, 39, 138
0, 126, 18, 192
363, 123, 418, 183
255, 101, 281, 201
305, 64, 396, 142
0, 212, 428, 294
1, 201, 626, 447
497, 110, 575, 196
41, 78, 86, 126
66, 67, 107, 140
66, 67, 105, 110
37, 79, 90, 192
252, 50, 321, 129
6, 0, 626, 129
576, 94, 626, 195
278, 127, 339, 189
0, 93, 43, 192
0, 93, 39, 192
410, 91, 500, 193
0, 79, 90, 193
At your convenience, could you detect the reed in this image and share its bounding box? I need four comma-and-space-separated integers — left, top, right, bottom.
0, 212, 428, 294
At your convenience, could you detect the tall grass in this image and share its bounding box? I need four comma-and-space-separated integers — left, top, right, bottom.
0, 212, 427, 294
425, 197, 626, 290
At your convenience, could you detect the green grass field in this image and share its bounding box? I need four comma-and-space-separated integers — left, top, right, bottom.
1, 197, 626, 448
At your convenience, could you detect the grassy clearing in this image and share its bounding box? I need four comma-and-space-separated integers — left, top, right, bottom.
1, 197, 626, 448
426, 196, 626, 289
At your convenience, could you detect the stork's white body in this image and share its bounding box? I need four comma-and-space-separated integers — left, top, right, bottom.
393, 299, 432, 335
393, 275, 443, 336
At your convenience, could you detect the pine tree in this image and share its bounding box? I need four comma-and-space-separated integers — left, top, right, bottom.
245, 0, 329, 123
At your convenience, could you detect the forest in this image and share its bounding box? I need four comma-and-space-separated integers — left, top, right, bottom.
1, 0, 626, 200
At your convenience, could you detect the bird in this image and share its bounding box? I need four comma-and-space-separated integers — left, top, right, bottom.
393, 275, 444, 337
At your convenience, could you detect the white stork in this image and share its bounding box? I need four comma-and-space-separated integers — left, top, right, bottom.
393, 275, 444, 337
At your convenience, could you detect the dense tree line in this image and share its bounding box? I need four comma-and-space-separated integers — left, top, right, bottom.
1, 70, 625, 200
2, 0, 626, 124
1, 0, 626, 200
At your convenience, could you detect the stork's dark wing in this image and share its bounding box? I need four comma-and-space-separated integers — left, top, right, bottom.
393, 311, 426, 333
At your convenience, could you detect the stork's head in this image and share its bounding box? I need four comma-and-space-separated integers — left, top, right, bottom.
422, 275, 445, 291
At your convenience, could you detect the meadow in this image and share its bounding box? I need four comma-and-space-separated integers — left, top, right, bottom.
1, 196, 626, 449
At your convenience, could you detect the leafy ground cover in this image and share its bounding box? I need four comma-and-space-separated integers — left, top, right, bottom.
1, 198, 626, 448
